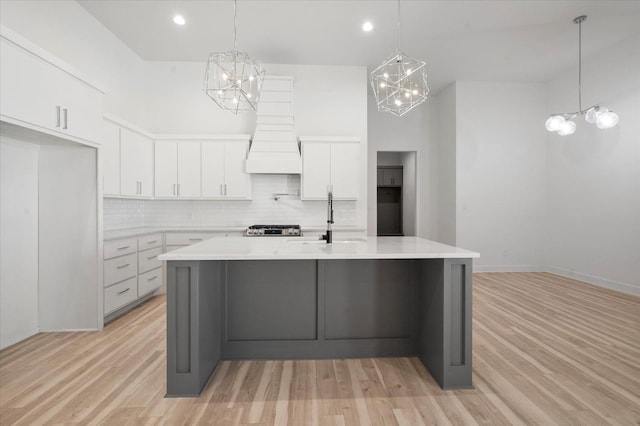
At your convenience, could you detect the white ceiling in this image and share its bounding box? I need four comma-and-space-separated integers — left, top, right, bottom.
79, 0, 640, 93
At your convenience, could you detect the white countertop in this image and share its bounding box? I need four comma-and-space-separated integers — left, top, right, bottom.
158, 236, 480, 261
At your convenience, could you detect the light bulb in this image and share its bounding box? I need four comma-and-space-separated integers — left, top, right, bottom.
412, 89, 418, 95
383, 73, 389, 79
222, 74, 228, 80
380, 82, 386, 88
236, 79, 242, 84
247, 93, 252, 99
545, 115, 565, 132
596, 110, 619, 129
394, 99, 402, 106
217, 90, 223, 96
362, 21, 373, 32
406, 68, 412, 75
232, 98, 238, 104
584, 106, 601, 124
404, 92, 411, 98
249, 75, 254, 81
173, 15, 186, 26
557, 120, 576, 136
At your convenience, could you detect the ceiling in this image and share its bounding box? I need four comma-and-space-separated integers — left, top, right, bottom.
79, 0, 640, 94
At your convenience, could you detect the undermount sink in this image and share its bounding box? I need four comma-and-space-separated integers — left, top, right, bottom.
288, 238, 367, 245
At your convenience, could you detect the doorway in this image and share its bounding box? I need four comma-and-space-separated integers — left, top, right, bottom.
377, 151, 417, 237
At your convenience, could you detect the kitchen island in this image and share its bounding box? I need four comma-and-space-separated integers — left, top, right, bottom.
159, 236, 479, 396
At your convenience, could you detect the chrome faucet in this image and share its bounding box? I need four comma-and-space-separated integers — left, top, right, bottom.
322, 191, 334, 243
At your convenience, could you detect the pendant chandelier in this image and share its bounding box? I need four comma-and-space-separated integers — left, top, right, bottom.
369, 0, 429, 117
203, 0, 265, 114
545, 15, 619, 135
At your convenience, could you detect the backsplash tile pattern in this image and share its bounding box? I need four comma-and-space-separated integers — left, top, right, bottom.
104, 175, 356, 231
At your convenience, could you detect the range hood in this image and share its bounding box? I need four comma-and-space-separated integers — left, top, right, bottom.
246, 76, 302, 174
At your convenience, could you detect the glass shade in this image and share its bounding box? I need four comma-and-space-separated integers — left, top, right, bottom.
545, 115, 565, 132
557, 120, 577, 135
203, 50, 265, 114
596, 110, 619, 129
584, 106, 600, 124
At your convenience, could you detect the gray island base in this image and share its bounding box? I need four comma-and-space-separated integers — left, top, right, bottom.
160, 237, 479, 397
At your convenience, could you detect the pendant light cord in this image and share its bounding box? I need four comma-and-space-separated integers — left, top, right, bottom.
578, 17, 582, 113
397, 0, 401, 52
233, 0, 237, 51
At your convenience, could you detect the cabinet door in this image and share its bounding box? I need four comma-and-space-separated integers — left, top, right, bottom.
57, 72, 102, 144
154, 140, 177, 197
102, 121, 120, 196
0, 37, 59, 131
201, 142, 225, 198
177, 141, 202, 198
330, 142, 359, 200
383, 168, 402, 186
301, 142, 331, 199
223, 141, 251, 199
121, 128, 153, 197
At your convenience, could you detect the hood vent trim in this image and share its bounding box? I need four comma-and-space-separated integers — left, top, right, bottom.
246, 76, 302, 174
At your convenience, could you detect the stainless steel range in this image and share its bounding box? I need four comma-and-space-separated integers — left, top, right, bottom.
246, 225, 301, 237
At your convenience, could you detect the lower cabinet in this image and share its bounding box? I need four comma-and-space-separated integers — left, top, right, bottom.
103, 233, 163, 318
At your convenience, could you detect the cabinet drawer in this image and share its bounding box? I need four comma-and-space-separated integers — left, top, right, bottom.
138, 233, 162, 250
138, 246, 162, 274
139, 267, 162, 296
104, 277, 138, 314
104, 238, 137, 259
104, 252, 138, 287
164, 233, 213, 246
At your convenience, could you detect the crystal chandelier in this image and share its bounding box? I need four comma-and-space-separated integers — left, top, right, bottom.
203, 0, 265, 114
545, 15, 619, 135
370, 0, 429, 117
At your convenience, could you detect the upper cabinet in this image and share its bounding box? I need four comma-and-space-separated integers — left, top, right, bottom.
0, 27, 104, 146
154, 140, 201, 198
201, 139, 252, 199
102, 117, 153, 198
300, 137, 360, 200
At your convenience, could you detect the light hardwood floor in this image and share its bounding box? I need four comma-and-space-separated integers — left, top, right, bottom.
1, 272, 639, 425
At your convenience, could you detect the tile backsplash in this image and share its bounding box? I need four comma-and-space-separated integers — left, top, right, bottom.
104, 175, 356, 230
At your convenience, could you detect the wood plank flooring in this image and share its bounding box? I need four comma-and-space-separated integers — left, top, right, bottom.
1, 272, 639, 425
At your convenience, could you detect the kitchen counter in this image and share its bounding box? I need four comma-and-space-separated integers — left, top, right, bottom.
164, 236, 477, 397
159, 236, 479, 261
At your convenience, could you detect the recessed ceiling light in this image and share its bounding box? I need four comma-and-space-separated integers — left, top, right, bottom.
173, 15, 186, 26
362, 21, 373, 32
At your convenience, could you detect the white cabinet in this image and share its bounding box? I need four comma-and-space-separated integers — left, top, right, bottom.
201, 140, 251, 199
301, 138, 360, 200
103, 233, 163, 318
102, 120, 121, 196
0, 30, 103, 145
154, 140, 201, 198
120, 127, 153, 197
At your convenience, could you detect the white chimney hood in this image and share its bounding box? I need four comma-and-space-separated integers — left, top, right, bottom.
246, 76, 302, 174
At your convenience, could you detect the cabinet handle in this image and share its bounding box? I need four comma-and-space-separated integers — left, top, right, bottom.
62, 108, 68, 129
177, 184, 180, 196
55, 106, 61, 128
117, 288, 131, 295
147, 255, 156, 260
220, 183, 223, 196
224, 183, 227, 196
188, 238, 203, 241
117, 263, 130, 269
147, 240, 157, 245
140, 181, 143, 195
173, 183, 176, 196
117, 245, 130, 250
147, 276, 158, 281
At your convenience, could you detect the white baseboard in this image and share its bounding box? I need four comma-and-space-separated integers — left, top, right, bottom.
473, 265, 545, 273
543, 266, 640, 296
473, 264, 639, 296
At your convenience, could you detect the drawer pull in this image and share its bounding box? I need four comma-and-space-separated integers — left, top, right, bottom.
189, 238, 203, 241
116, 263, 130, 269
117, 245, 130, 250
147, 240, 158, 244
117, 288, 130, 295
147, 255, 157, 260
147, 276, 158, 281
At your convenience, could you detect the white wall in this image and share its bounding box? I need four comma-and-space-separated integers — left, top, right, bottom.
0, 0, 148, 127
367, 88, 435, 238
455, 82, 547, 270
434, 84, 457, 245
545, 34, 640, 294
0, 139, 40, 349
401, 152, 417, 236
